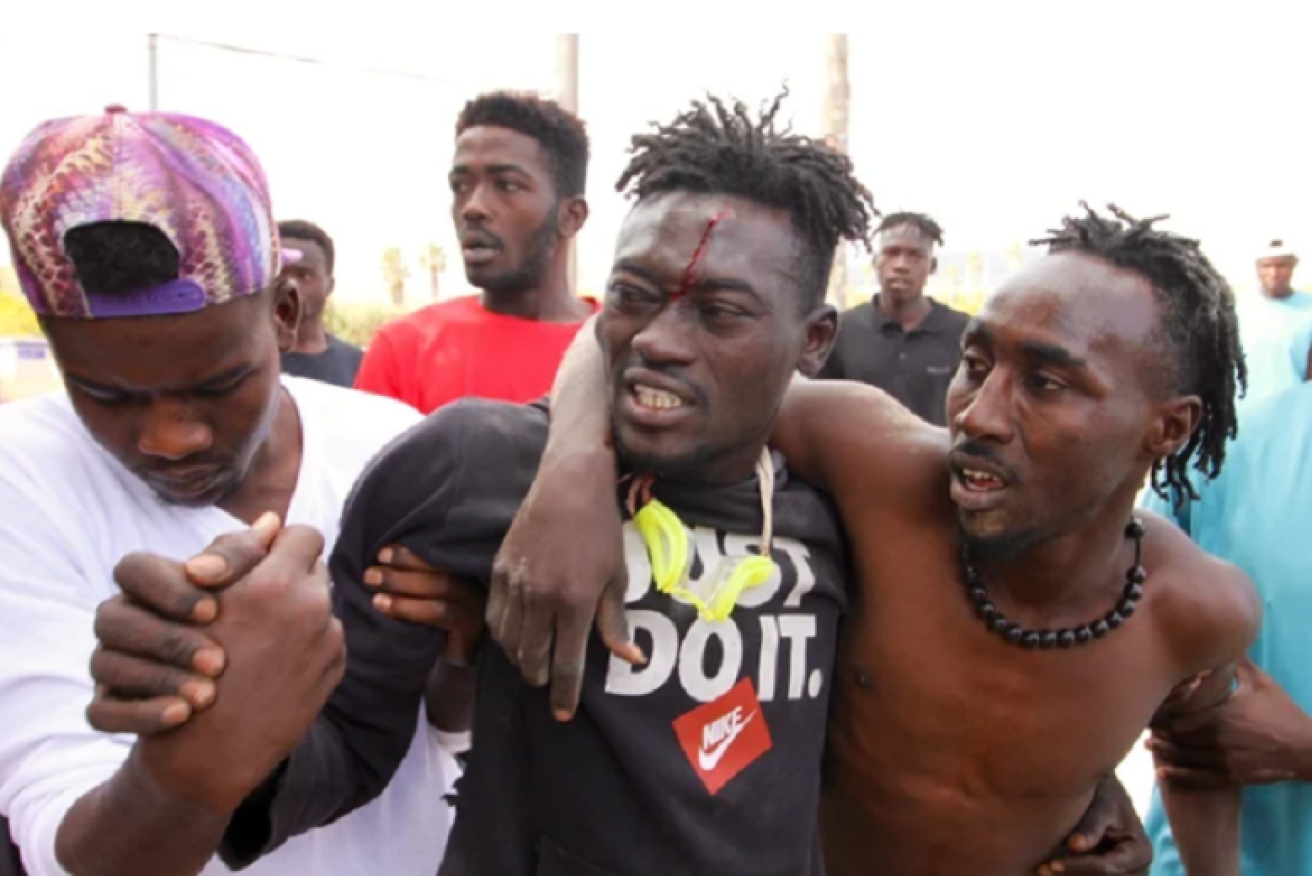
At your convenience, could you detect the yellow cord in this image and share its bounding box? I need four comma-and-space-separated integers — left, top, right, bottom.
631, 448, 777, 622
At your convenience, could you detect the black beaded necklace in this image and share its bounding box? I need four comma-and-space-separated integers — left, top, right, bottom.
963, 518, 1146, 649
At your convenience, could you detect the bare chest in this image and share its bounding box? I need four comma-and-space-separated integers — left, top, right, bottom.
822, 519, 1179, 873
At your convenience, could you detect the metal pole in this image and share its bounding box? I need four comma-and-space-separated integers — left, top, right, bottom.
821, 34, 850, 307
148, 33, 159, 111
556, 34, 579, 296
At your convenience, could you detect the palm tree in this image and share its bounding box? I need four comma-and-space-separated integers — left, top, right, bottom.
419, 243, 446, 302
382, 247, 408, 307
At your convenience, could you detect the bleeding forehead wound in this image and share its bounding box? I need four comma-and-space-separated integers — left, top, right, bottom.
673, 209, 735, 300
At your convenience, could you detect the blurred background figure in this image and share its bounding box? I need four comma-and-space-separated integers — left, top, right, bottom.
277, 220, 364, 388
820, 212, 968, 426
1234, 238, 1312, 407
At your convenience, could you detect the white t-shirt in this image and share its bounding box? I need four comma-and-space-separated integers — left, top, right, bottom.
0, 376, 459, 876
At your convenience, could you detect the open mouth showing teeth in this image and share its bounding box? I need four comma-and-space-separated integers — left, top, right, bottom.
960, 468, 1007, 491
633, 385, 685, 410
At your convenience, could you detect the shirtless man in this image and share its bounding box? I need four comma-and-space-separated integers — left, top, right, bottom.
489, 204, 1261, 875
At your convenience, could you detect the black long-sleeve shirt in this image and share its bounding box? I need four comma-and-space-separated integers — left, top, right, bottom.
222, 399, 848, 876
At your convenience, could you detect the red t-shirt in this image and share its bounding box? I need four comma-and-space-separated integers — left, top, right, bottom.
354, 295, 599, 414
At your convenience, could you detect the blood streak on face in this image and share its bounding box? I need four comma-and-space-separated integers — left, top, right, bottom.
673, 208, 735, 300
602, 194, 834, 484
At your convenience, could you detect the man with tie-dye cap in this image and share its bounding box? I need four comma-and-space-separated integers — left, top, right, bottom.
0, 106, 469, 876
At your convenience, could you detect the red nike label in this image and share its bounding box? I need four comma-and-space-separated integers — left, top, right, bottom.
672, 678, 773, 794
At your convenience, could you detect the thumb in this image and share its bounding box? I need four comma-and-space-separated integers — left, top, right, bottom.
596, 567, 644, 667
1236, 655, 1261, 686
185, 511, 282, 587
1063, 777, 1125, 853
251, 511, 283, 546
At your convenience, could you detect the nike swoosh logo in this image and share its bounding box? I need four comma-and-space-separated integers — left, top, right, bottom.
698, 711, 756, 771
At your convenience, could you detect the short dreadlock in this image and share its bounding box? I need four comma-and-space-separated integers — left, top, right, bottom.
616, 89, 877, 310
878, 211, 944, 246
1032, 203, 1246, 504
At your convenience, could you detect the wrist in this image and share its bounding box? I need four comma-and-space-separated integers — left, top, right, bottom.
132, 738, 251, 818
540, 442, 616, 481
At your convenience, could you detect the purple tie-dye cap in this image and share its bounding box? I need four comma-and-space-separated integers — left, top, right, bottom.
0, 105, 283, 319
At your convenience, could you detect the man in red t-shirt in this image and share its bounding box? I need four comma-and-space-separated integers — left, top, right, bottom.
355, 93, 597, 413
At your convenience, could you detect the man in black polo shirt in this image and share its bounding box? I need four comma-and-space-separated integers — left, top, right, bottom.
820, 212, 969, 425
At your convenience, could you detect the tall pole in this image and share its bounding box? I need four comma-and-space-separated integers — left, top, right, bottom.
821, 34, 850, 307
148, 33, 160, 111
556, 34, 579, 296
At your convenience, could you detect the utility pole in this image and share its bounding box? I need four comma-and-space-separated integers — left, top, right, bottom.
556, 34, 580, 296
821, 34, 850, 307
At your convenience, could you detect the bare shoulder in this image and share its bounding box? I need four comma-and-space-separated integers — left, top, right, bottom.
776, 379, 950, 512
1142, 509, 1262, 674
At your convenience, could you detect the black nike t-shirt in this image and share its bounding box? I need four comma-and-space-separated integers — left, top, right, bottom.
221, 399, 848, 876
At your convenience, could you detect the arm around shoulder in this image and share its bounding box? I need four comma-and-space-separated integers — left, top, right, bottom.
773, 377, 949, 509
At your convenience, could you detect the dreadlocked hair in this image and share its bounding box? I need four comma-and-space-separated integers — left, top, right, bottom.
616, 88, 877, 310
1031, 203, 1246, 505
878, 211, 944, 246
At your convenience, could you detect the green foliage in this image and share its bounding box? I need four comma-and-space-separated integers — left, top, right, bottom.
323, 301, 405, 348
0, 272, 40, 337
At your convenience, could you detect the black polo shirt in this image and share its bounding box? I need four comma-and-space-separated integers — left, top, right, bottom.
819, 294, 970, 427
279, 333, 364, 389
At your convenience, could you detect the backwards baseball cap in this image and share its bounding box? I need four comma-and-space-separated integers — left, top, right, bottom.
1258, 238, 1297, 261
0, 105, 287, 319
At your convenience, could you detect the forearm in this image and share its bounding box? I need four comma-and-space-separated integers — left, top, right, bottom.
1158, 781, 1240, 876
56, 748, 231, 876
545, 315, 610, 458
1285, 710, 1312, 782
218, 717, 401, 869
425, 660, 476, 734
